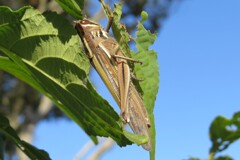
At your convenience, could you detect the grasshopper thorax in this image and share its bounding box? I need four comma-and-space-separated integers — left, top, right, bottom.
75, 19, 109, 40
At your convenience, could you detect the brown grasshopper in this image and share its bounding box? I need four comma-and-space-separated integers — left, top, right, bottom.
75, 19, 151, 150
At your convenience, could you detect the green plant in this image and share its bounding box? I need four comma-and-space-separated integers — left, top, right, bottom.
0, 0, 159, 159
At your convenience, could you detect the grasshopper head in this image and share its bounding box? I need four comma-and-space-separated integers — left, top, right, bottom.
75, 19, 102, 35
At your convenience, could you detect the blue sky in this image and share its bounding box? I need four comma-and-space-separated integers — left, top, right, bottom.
34, 0, 240, 159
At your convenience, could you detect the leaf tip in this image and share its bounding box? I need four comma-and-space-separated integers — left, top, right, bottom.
140, 11, 148, 23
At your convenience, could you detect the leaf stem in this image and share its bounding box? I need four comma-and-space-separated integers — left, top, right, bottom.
208, 152, 215, 160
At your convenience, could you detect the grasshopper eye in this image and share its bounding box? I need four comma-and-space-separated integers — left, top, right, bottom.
80, 20, 89, 24
81, 20, 87, 24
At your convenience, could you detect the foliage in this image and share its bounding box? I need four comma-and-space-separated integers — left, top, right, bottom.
54, 0, 84, 18
131, 11, 159, 160
0, 0, 159, 159
209, 112, 240, 159
99, 1, 159, 158
2, 0, 239, 160
0, 4, 131, 146
0, 113, 51, 160
214, 155, 233, 160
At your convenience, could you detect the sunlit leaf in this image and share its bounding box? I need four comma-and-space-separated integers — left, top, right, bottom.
97, 1, 154, 146
131, 12, 159, 160
123, 131, 148, 145
0, 6, 133, 149
54, 0, 84, 19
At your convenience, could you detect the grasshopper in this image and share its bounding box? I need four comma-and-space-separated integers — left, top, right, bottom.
75, 19, 151, 150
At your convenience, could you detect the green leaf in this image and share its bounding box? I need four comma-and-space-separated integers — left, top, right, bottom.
99, 1, 159, 156
140, 11, 148, 23
209, 112, 240, 155
0, 57, 44, 93
99, 2, 131, 59
97, 1, 153, 145
0, 6, 132, 149
112, 4, 132, 58
123, 131, 148, 145
0, 113, 51, 160
111, 3, 145, 95
0, 134, 3, 160
54, 0, 84, 19
187, 158, 201, 160
99, 0, 113, 20
215, 155, 233, 160
131, 12, 159, 160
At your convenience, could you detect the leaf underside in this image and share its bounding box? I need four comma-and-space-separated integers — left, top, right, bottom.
0, 6, 133, 149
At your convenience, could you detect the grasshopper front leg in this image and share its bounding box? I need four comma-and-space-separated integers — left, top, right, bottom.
105, 15, 113, 33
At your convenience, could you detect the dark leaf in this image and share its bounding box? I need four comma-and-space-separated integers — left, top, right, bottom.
209, 112, 240, 154
0, 113, 51, 160
0, 6, 132, 148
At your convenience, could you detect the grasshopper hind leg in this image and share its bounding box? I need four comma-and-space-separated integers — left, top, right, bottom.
118, 60, 131, 123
